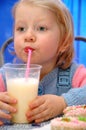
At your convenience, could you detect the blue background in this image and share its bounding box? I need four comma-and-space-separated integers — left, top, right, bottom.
0, 0, 86, 65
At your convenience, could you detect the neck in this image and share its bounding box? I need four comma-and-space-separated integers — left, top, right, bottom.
40, 63, 56, 80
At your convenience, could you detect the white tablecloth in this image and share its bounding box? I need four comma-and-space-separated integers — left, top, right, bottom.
0, 121, 50, 130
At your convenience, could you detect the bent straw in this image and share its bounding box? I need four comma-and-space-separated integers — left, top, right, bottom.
25, 49, 32, 78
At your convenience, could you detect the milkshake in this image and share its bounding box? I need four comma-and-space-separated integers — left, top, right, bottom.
7, 78, 39, 123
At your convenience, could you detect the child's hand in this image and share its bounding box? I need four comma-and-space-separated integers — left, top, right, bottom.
26, 95, 67, 123
0, 92, 17, 125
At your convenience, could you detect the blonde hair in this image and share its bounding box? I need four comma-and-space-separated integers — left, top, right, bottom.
13, 0, 74, 69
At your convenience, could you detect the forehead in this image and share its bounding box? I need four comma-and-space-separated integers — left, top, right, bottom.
14, 3, 57, 22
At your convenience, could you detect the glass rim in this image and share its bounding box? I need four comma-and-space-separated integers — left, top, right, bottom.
3, 63, 42, 70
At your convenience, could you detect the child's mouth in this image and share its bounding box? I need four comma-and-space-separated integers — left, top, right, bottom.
24, 47, 34, 53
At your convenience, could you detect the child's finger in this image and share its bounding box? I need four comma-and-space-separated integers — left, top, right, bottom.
0, 110, 12, 119
0, 92, 17, 104
0, 101, 17, 113
0, 120, 4, 126
29, 96, 45, 109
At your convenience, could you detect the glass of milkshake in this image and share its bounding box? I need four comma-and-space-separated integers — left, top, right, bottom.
4, 64, 42, 124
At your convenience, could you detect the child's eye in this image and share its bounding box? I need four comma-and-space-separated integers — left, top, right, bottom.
37, 26, 47, 31
17, 27, 26, 32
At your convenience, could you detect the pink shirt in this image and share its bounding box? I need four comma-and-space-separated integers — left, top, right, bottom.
72, 65, 86, 88
0, 74, 5, 92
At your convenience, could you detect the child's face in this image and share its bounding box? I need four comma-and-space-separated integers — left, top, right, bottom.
14, 3, 60, 70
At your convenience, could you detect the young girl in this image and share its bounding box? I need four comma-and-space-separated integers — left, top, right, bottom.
0, 0, 86, 125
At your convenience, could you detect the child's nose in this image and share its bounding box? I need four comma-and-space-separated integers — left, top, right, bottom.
24, 31, 36, 42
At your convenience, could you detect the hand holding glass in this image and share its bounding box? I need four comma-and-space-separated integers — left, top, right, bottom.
4, 64, 42, 123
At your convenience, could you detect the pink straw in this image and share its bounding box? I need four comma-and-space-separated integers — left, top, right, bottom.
25, 49, 32, 78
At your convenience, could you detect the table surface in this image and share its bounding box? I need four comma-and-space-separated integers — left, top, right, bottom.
0, 120, 50, 130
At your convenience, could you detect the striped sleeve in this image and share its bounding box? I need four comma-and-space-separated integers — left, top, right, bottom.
62, 65, 86, 106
